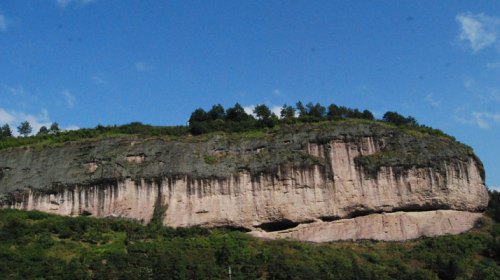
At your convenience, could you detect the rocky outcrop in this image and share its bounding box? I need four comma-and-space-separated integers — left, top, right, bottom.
250, 210, 483, 242
0, 121, 489, 241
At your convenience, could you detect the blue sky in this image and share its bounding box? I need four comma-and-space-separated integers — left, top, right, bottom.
0, 1, 499, 189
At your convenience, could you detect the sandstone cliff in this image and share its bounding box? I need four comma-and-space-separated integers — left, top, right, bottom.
0, 120, 489, 241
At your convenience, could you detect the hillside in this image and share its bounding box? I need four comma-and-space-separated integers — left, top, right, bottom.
0, 117, 489, 242
0, 191, 498, 279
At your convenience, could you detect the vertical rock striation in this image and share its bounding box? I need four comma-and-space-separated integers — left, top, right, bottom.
0, 121, 489, 241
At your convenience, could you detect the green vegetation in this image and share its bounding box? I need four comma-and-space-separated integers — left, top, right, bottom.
0, 102, 456, 152
17, 121, 33, 137
0, 122, 189, 151
0, 190, 499, 279
188, 102, 377, 135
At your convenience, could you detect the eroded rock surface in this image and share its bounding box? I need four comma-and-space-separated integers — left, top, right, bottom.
0, 121, 489, 241
250, 210, 483, 242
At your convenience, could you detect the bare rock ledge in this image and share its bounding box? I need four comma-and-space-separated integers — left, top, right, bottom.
250, 210, 483, 242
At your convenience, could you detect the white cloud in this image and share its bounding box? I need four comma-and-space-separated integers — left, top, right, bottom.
472, 112, 491, 129
57, 0, 96, 9
271, 106, 282, 117
457, 110, 500, 129
0, 14, 7, 32
64, 125, 80, 131
243, 105, 284, 118
490, 185, 500, 191
135, 62, 152, 72
0, 108, 51, 136
243, 105, 256, 117
0, 107, 78, 136
456, 13, 500, 52
273, 89, 282, 96
425, 94, 440, 108
62, 90, 76, 108
0, 108, 16, 124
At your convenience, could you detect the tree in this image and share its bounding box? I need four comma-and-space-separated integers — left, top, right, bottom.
17, 121, 32, 137
327, 104, 341, 120
296, 102, 307, 118
207, 104, 225, 121
37, 126, 49, 135
305, 102, 326, 120
296, 102, 326, 122
382, 111, 418, 126
225, 103, 250, 122
189, 108, 209, 124
254, 104, 271, 121
0, 124, 13, 139
280, 105, 296, 123
362, 109, 375, 120
49, 122, 60, 134
254, 104, 277, 128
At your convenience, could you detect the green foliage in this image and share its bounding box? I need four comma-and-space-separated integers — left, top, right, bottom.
1, 199, 499, 279
17, 120, 32, 137
0, 101, 457, 151
203, 154, 218, 164
487, 190, 500, 222
254, 104, 278, 128
280, 104, 296, 124
327, 104, 374, 121
49, 122, 61, 134
189, 101, 378, 135
0, 124, 13, 139
0, 122, 189, 151
296, 102, 326, 122
37, 126, 49, 136
382, 111, 417, 126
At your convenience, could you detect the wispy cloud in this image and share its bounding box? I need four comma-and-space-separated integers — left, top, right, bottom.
464, 77, 475, 89
273, 89, 282, 96
135, 62, 152, 72
91, 74, 107, 85
57, 0, 96, 9
486, 61, 500, 69
425, 93, 440, 108
456, 13, 500, 52
5, 85, 28, 97
455, 109, 500, 129
2, 85, 39, 109
462, 76, 500, 105
62, 90, 76, 108
0, 14, 7, 32
472, 112, 491, 129
491, 89, 500, 102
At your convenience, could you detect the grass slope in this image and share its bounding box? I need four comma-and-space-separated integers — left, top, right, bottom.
0, 191, 499, 280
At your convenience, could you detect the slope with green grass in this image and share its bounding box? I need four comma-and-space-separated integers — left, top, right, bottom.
0, 190, 499, 279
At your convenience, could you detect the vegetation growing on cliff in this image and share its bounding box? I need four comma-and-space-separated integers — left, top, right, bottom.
0, 101, 452, 151
0, 190, 499, 279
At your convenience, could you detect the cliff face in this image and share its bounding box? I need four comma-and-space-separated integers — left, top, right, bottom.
0, 121, 489, 241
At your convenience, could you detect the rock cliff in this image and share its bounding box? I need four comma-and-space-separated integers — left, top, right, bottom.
0, 120, 489, 241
